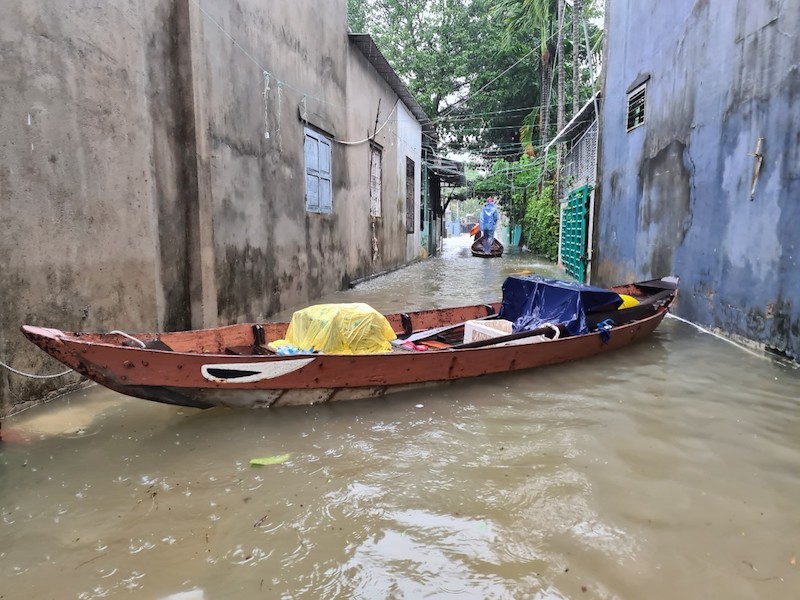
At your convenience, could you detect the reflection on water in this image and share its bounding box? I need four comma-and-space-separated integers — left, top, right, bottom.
2, 236, 799, 599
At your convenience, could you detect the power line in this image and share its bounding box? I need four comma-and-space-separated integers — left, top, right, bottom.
438, 9, 578, 121
439, 49, 536, 118
432, 105, 541, 122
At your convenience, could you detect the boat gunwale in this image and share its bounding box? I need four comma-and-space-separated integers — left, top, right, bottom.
24, 279, 673, 357
22, 301, 670, 361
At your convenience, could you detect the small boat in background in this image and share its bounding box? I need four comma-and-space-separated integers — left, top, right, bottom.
21, 276, 678, 410
472, 235, 504, 258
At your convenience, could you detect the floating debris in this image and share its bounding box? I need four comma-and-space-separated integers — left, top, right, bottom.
249, 454, 291, 467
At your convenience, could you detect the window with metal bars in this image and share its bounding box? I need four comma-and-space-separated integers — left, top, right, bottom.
626, 84, 646, 131
369, 144, 382, 218
405, 157, 415, 233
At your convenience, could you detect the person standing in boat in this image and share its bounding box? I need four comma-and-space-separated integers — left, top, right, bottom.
479, 197, 499, 253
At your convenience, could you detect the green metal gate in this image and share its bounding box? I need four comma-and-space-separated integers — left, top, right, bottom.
561, 185, 591, 283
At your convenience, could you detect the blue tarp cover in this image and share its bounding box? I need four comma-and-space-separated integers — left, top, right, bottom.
499, 275, 622, 335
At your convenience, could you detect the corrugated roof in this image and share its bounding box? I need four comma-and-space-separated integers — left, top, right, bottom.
426, 154, 466, 186
349, 33, 437, 146
544, 92, 601, 155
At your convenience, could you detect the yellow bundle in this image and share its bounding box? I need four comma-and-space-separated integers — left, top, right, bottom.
618, 294, 640, 309
278, 303, 396, 354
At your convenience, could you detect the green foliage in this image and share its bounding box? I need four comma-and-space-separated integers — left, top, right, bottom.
523, 185, 559, 259
348, 0, 542, 158
347, 0, 369, 32
349, 0, 602, 159
469, 153, 559, 257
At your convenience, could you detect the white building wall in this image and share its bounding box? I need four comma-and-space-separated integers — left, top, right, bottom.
395, 101, 423, 260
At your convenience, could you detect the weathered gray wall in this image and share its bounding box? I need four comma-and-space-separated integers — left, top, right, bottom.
596, 0, 800, 358
0, 0, 190, 411
188, 0, 421, 324
346, 46, 422, 270
0, 0, 423, 415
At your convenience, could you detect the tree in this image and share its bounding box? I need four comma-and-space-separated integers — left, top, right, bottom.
349, 0, 542, 158
493, 0, 557, 151
351, 0, 602, 156
572, 0, 582, 117
347, 0, 369, 32
349, 0, 603, 256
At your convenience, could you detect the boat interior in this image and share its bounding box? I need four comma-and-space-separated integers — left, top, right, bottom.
83, 277, 677, 357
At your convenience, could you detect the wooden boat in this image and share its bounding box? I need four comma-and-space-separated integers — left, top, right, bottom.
22, 276, 678, 410
472, 235, 504, 258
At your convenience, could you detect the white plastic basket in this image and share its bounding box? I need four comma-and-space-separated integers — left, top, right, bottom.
462, 319, 559, 346
462, 319, 514, 344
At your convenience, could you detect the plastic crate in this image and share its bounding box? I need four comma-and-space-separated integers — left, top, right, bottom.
462, 319, 514, 344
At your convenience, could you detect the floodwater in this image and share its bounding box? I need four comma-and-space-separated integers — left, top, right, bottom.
2, 236, 799, 600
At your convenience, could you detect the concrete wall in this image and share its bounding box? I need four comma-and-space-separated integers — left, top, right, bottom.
595, 0, 800, 358
344, 36, 423, 274
0, 0, 191, 412
395, 102, 423, 258
187, 0, 422, 324
0, 0, 423, 415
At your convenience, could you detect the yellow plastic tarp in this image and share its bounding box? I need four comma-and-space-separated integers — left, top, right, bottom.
282, 303, 396, 354
618, 294, 640, 309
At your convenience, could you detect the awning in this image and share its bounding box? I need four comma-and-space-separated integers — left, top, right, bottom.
543, 92, 601, 155
426, 155, 466, 186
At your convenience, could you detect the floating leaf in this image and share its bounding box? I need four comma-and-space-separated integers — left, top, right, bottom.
250, 454, 291, 466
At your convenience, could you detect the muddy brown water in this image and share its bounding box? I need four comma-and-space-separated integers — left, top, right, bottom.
2, 236, 799, 599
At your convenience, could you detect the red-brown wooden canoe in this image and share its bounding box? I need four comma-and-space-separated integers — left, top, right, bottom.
22, 277, 678, 410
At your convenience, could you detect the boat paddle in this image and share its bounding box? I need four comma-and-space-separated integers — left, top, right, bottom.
452, 323, 565, 349
393, 314, 499, 345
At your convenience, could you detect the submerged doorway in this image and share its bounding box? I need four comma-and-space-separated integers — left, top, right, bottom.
561, 185, 591, 282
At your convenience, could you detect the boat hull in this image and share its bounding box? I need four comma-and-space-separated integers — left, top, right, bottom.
471, 236, 504, 258
21, 305, 669, 409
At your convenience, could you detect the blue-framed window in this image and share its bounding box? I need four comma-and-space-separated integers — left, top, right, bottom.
304, 127, 332, 213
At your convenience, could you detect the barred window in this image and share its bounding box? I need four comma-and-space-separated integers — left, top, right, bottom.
370, 144, 382, 218
626, 84, 647, 131
405, 157, 415, 233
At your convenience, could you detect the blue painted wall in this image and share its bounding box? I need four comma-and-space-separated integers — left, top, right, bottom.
595, 0, 800, 358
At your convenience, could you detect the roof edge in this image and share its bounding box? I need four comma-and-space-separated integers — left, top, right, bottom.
544, 92, 601, 155
348, 33, 437, 146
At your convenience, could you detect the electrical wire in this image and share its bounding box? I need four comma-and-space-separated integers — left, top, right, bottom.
190, 0, 596, 156
333, 101, 399, 146
439, 48, 536, 118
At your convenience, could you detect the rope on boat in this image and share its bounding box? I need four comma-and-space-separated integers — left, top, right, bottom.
0, 360, 73, 379
110, 330, 146, 348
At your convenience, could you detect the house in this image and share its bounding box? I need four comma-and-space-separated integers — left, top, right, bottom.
552, 0, 799, 360
0, 0, 436, 414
